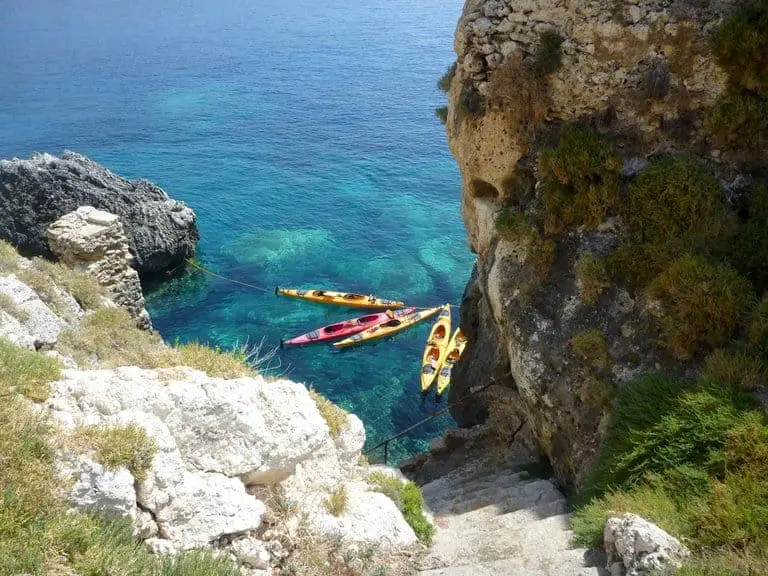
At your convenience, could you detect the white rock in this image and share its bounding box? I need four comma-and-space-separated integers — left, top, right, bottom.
145, 537, 176, 555
306, 481, 418, 549
65, 455, 137, 521
0, 310, 35, 349
604, 514, 690, 575
135, 509, 158, 539
486, 52, 505, 69
230, 538, 271, 569
334, 414, 366, 469
471, 17, 493, 36
0, 274, 72, 347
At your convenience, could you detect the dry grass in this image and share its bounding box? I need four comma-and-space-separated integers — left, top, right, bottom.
68, 424, 157, 482
32, 258, 104, 311
0, 337, 62, 402
58, 307, 176, 369
0, 239, 19, 274
310, 389, 348, 439
0, 293, 28, 322
575, 254, 610, 304
704, 348, 765, 391
174, 341, 256, 379
570, 329, 610, 370
323, 485, 348, 517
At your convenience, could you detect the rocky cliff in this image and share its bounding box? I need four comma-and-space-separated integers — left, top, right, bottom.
443, 0, 763, 489
0, 151, 198, 275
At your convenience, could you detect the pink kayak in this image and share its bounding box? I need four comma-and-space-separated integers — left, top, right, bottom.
281, 307, 416, 347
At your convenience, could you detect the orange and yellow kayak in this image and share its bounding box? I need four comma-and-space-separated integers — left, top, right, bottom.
333, 307, 441, 348
420, 305, 452, 392
276, 288, 405, 310
436, 328, 467, 396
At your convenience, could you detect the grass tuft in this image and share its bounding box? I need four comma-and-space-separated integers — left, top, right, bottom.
310, 389, 348, 439
367, 472, 435, 545
323, 485, 348, 517
0, 337, 62, 401
0, 293, 28, 322
712, 0, 768, 95
495, 210, 556, 280
704, 348, 765, 391
538, 126, 622, 235
575, 254, 610, 303
0, 239, 19, 274
174, 341, 255, 379
709, 91, 768, 162
646, 256, 754, 359
570, 329, 610, 370
69, 424, 157, 482
458, 82, 486, 117
533, 30, 564, 76
31, 258, 104, 311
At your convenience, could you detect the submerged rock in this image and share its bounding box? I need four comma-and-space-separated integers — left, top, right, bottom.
0, 151, 198, 274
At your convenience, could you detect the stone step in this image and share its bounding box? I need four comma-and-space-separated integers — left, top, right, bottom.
436, 497, 569, 535
422, 469, 533, 507
426, 512, 582, 569
419, 549, 601, 576
426, 477, 565, 516
420, 457, 531, 493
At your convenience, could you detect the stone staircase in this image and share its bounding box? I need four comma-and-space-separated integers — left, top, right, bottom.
415, 453, 603, 576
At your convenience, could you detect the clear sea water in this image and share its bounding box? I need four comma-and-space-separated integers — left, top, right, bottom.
0, 0, 473, 461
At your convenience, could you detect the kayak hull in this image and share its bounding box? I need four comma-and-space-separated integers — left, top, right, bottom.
436, 328, 468, 395
420, 305, 452, 392
333, 307, 441, 348
282, 307, 416, 346
277, 288, 405, 310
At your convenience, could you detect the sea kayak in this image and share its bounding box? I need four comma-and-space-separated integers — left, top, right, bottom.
333, 307, 441, 348
276, 288, 405, 310
436, 328, 467, 396
281, 307, 416, 347
420, 305, 452, 392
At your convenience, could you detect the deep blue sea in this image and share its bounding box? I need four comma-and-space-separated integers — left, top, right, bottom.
0, 0, 473, 461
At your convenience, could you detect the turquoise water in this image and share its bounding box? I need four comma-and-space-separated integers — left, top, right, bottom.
0, 0, 473, 460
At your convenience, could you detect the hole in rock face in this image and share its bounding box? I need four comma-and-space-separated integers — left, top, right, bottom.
469, 179, 501, 200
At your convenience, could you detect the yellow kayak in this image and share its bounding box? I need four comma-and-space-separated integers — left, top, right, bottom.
436, 328, 467, 395
420, 305, 452, 392
276, 288, 405, 310
333, 307, 441, 348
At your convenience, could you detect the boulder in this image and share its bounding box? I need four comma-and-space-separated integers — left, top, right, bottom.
0, 151, 198, 274
47, 207, 151, 328
62, 454, 137, 521
230, 538, 271, 569
604, 514, 690, 575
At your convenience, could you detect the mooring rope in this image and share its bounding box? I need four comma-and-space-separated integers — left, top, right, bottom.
183, 258, 450, 310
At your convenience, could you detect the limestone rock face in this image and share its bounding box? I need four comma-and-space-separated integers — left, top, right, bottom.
444, 0, 740, 489
0, 151, 198, 274
47, 207, 151, 329
46, 365, 419, 558
604, 514, 690, 575
0, 273, 80, 349
61, 454, 138, 521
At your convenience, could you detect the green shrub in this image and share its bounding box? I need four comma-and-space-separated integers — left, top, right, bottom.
728, 208, 768, 293
709, 92, 768, 160
435, 106, 448, 125
614, 155, 731, 290
679, 542, 768, 576
712, 0, 768, 94
368, 472, 435, 544
323, 485, 348, 517
538, 126, 622, 234
575, 254, 610, 303
458, 82, 486, 117
174, 341, 255, 379
310, 389, 348, 439
704, 348, 765, 391
0, 337, 62, 401
749, 295, 768, 361
70, 424, 157, 482
437, 62, 457, 93
59, 307, 176, 369
572, 481, 689, 547
570, 329, 610, 370
0, 239, 19, 273
495, 210, 556, 280
646, 256, 754, 359
533, 30, 564, 76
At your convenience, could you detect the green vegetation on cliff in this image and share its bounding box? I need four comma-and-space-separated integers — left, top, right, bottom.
368, 472, 435, 544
